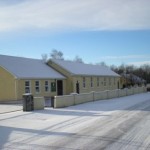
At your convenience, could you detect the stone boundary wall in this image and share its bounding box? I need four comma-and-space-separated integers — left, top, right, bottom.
54, 86, 147, 108
34, 97, 45, 110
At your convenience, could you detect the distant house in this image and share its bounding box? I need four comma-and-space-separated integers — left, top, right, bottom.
120, 73, 132, 88
48, 59, 120, 94
120, 73, 146, 88
0, 55, 66, 101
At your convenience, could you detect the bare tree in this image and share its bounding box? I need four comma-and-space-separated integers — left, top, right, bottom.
41, 53, 48, 63
110, 64, 118, 72
96, 61, 107, 67
50, 49, 64, 60
74, 55, 84, 63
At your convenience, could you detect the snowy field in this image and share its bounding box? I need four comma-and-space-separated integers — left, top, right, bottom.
0, 93, 150, 150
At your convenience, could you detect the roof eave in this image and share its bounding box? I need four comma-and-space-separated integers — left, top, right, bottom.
17, 76, 66, 80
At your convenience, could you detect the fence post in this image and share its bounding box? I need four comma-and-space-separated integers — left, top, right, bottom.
125, 88, 127, 96
71, 93, 77, 105
91, 91, 95, 101
54, 96, 57, 108
116, 89, 119, 98
106, 90, 109, 99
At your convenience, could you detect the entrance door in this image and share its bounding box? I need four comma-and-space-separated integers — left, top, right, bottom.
57, 80, 63, 95
76, 81, 80, 94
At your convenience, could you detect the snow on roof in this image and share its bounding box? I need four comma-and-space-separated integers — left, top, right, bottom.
0, 55, 65, 79
51, 59, 120, 77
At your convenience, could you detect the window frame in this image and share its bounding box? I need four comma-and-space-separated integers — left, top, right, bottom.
83, 77, 86, 88
45, 80, 50, 92
35, 80, 40, 93
25, 80, 31, 93
97, 77, 100, 87
109, 77, 111, 86
104, 77, 106, 86
114, 78, 116, 85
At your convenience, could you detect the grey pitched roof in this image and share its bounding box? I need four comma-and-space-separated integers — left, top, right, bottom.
0, 55, 65, 79
51, 59, 120, 77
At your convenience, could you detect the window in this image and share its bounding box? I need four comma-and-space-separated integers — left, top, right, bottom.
83, 77, 86, 88
91, 77, 93, 87
45, 81, 49, 92
104, 77, 106, 86
35, 81, 40, 93
51, 82, 56, 92
109, 78, 111, 86
114, 78, 116, 85
97, 77, 100, 87
25, 81, 30, 93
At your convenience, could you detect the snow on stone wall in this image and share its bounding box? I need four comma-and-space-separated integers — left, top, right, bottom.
54, 86, 147, 108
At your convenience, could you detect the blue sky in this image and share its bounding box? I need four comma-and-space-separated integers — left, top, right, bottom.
0, 0, 150, 66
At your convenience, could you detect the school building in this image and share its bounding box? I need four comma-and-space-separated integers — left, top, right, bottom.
0, 55, 120, 101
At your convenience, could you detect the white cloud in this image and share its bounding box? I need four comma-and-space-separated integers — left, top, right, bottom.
128, 61, 150, 66
98, 55, 150, 66
0, 0, 150, 32
100, 55, 150, 60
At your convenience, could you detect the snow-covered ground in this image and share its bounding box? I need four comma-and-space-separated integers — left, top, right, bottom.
0, 93, 150, 150
0, 104, 22, 114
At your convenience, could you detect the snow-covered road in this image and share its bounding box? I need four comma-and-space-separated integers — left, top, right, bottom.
0, 93, 150, 150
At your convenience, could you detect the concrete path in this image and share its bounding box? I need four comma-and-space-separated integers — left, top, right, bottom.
0, 104, 22, 114
0, 93, 150, 150
0, 99, 51, 114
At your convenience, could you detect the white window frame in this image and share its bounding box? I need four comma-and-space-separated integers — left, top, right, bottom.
114, 78, 116, 85
35, 81, 40, 93
45, 81, 49, 92
104, 77, 106, 86
25, 81, 31, 93
109, 77, 111, 86
83, 77, 86, 88
97, 77, 100, 87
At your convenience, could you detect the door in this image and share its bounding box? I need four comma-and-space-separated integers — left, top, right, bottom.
57, 80, 63, 95
76, 81, 80, 94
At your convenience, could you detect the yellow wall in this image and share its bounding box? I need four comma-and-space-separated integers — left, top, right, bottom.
48, 60, 121, 94
17, 79, 66, 100
72, 76, 120, 93
0, 60, 121, 101
0, 64, 66, 101
48, 61, 73, 94
0, 67, 16, 101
